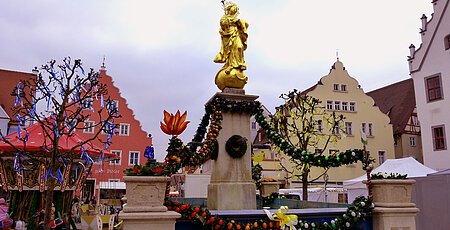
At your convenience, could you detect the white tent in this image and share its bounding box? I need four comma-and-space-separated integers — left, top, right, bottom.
343, 157, 436, 203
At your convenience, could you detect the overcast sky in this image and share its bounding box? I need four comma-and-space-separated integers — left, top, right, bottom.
0, 0, 433, 160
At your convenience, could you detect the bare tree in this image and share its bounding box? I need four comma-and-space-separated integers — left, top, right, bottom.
1, 58, 120, 229
271, 89, 345, 201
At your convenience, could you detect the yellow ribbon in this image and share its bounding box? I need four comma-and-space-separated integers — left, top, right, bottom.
264, 206, 298, 230
253, 151, 265, 163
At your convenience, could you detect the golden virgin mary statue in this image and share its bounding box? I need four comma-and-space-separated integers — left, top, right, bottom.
214, 1, 249, 91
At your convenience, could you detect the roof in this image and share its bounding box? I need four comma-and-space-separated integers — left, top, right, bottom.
0, 121, 115, 160
367, 79, 416, 135
343, 157, 436, 189
0, 69, 36, 121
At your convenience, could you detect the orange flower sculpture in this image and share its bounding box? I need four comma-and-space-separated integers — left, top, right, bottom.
160, 110, 190, 136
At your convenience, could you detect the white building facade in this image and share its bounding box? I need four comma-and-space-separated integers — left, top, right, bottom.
409, 0, 450, 170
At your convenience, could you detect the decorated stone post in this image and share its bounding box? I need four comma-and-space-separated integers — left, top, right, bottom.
207, 1, 256, 210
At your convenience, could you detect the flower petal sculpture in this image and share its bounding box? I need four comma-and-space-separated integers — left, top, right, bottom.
264, 206, 298, 230
160, 110, 190, 136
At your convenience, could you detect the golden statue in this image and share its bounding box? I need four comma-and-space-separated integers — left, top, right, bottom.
214, 1, 249, 91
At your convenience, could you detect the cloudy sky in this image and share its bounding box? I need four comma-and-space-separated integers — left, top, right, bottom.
0, 0, 433, 159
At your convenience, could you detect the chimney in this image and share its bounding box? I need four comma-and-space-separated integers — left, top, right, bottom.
420, 14, 427, 33
409, 44, 416, 59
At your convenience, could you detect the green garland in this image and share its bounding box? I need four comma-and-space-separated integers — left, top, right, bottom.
165, 196, 373, 230
371, 173, 407, 180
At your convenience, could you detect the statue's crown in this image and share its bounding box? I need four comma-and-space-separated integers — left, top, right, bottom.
222, 1, 237, 12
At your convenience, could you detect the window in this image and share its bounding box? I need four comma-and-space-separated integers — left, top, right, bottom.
349, 102, 356, 111
333, 84, 339, 91
109, 179, 120, 182
338, 193, 348, 204
445, 34, 450, 50
83, 121, 95, 134
120, 123, 130, 136
327, 101, 333, 110
110, 150, 122, 165
341, 84, 347, 92
368, 123, 374, 136
361, 123, 367, 134
82, 98, 93, 110
129, 151, 140, 165
332, 124, 340, 135
334, 101, 341, 110
317, 120, 323, 133
345, 122, 353, 135
378, 151, 386, 164
251, 121, 257, 130
106, 100, 119, 113
432, 125, 446, 150
426, 75, 443, 102
409, 137, 416, 147
342, 102, 348, 111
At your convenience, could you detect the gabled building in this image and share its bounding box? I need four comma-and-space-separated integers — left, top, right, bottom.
284, 60, 395, 187
408, 0, 450, 170
0, 69, 36, 135
79, 65, 153, 203
367, 79, 423, 162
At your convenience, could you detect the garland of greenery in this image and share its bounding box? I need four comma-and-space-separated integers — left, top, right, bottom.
371, 173, 407, 180
165, 196, 373, 230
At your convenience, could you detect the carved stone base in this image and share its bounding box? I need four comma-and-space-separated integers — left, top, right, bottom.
372, 207, 420, 230
260, 182, 281, 197
123, 176, 169, 213
119, 211, 181, 230
208, 182, 256, 210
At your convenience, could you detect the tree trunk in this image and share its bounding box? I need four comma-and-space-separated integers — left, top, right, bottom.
43, 179, 55, 230
302, 171, 309, 201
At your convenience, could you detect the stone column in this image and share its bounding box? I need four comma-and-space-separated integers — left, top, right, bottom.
207, 89, 257, 210
119, 176, 181, 230
370, 179, 420, 230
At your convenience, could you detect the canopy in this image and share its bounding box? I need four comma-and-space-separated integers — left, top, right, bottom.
0, 121, 116, 160
343, 157, 436, 203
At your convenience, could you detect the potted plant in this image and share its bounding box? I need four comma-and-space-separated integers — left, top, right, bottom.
366, 173, 415, 207
121, 110, 189, 213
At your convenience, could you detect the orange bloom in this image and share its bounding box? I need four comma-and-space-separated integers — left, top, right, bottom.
160, 110, 190, 136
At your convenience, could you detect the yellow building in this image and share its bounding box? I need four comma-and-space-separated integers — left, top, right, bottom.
284, 60, 395, 188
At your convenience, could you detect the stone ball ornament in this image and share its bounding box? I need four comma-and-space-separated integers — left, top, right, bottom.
225, 135, 248, 158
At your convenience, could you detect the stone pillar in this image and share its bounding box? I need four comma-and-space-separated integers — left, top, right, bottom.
119, 176, 181, 230
207, 89, 257, 210
370, 179, 420, 230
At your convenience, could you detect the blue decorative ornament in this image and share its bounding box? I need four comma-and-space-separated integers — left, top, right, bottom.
144, 146, 155, 159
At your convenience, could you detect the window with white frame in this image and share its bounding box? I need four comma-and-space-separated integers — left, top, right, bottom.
83, 121, 95, 134
129, 151, 140, 165
342, 102, 348, 111
345, 122, 353, 135
349, 102, 356, 111
317, 120, 323, 133
110, 150, 122, 165
334, 101, 341, 110
432, 125, 446, 150
327, 101, 333, 110
368, 123, 374, 136
361, 123, 367, 134
341, 84, 347, 92
82, 98, 94, 110
333, 84, 339, 91
120, 123, 130, 136
409, 137, 416, 147
378, 151, 386, 164
251, 121, 257, 130
106, 100, 119, 113
332, 124, 340, 135
426, 75, 443, 102
445, 34, 450, 50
